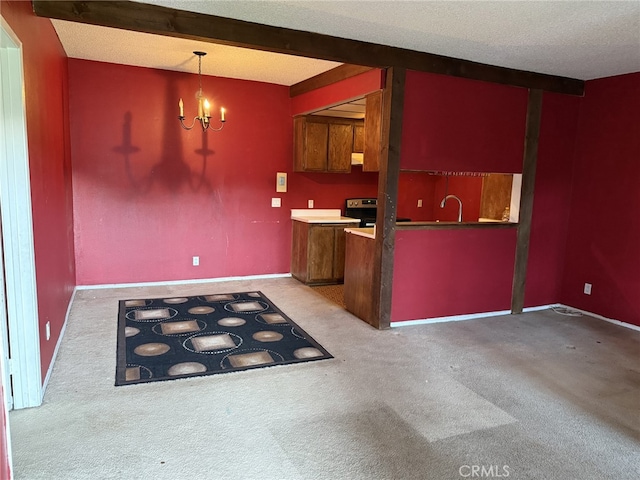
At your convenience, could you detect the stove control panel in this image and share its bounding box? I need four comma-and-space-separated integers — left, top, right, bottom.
346, 198, 377, 209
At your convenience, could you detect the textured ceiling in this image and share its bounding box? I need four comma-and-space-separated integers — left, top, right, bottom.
51, 21, 341, 85
52, 0, 640, 84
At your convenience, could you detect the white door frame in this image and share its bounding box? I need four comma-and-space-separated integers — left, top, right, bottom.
0, 237, 12, 477
0, 17, 43, 410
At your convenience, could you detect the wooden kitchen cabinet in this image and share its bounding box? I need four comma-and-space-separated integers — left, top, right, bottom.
294, 116, 355, 173
328, 123, 353, 172
353, 123, 365, 153
291, 220, 359, 284
479, 174, 514, 220
298, 118, 328, 171
363, 90, 383, 172
344, 230, 377, 326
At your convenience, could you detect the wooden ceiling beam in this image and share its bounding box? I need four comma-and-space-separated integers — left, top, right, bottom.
290, 65, 374, 98
32, 0, 584, 95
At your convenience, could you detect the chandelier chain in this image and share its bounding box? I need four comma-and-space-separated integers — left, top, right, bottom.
198, 54, 202, 93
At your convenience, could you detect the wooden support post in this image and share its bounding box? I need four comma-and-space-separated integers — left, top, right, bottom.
511, 89, 543, 313
373, 67, 406, 329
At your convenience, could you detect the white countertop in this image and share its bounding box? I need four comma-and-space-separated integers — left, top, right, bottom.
291, 209, 360, 224
478, 217, 505, 223
345, 227, 375, 239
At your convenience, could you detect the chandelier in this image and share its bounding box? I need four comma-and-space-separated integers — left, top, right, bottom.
178, 51, 226, 132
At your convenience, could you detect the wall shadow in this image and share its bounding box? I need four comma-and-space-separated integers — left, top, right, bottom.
112, 76, 214, 195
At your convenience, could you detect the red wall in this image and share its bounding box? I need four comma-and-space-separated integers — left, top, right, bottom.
395, 72, 639, 325
432, 176, 483, 222
401, 70, 528, 173
392, 228, 517, 321
560, 73, 640, 325
398, 173, 484, 222
2, 1, 76, 382
397, 173, 438, 221
69, 59, 379, 285
292, 168, 378, 211
525, 92, 580, 307
392, 71, 525, 322
291, 68, 384, 115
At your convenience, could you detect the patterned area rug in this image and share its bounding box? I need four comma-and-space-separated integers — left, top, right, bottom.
116, 291, 332, 385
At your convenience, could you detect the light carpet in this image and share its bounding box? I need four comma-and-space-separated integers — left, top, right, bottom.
8, 277, 640, 479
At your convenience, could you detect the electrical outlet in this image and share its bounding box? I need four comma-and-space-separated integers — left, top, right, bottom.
271, 198, 281, 208
308, 200, 314, 208
584, 283, 592, 295
417, 199, 423, 207
193, 256, 200, 266
46, 321, 50, 341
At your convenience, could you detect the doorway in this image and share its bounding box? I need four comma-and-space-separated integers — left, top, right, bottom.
0, 17, 43, 412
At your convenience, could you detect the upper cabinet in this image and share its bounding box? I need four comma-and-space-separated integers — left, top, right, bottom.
294, 116, 365, 173
401, 71, 528, 173
353, 124, 365, 153
363, 90, 383, 172
293, 91, 383, 173
294, 117, 328, 171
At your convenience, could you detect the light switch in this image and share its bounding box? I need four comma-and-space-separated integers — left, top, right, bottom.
308, 200, 314, 208
276, 172, 287, 193
271, 198, 281, 208
417, 199, 423, 207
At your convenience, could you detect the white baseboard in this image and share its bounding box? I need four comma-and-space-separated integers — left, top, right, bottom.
390, 302, 640, 333
42, 287, 77, 398
75, 273, 292, 290
391, 309, 513, 327
391, 304, 562, 327
556, 303, 640, 332
523, 303, 561, 312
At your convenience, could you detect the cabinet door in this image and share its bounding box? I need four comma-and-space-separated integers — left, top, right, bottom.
290, 220, 309, 280
307, 225, 335, 282
304, 121, 329, 171
353, 123, 365, 153
332, 225, 348, 281
293, 117, 305, 172
479, 174, 513, 220
327, 123, 353, 173
363, 90, 382, 172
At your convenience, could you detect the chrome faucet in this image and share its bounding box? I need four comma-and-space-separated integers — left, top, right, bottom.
440, 194, 463, 222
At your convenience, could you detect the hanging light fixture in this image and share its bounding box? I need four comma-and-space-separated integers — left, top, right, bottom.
178, 51, 226, 132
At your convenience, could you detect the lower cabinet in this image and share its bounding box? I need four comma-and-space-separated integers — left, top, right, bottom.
291, 221, 359, 284
344, 231, 377, 326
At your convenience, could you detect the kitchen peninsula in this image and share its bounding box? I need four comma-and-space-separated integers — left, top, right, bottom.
343, 220, 517, 326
